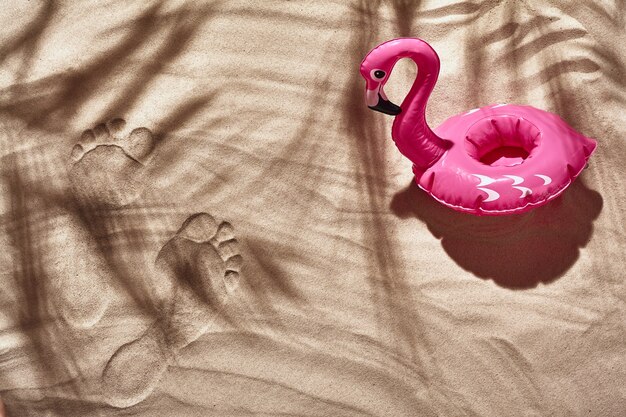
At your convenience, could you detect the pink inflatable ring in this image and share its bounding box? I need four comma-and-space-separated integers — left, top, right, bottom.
361, 38, 597, 215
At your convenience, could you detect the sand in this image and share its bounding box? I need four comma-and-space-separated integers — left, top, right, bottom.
0, 0, 625, 415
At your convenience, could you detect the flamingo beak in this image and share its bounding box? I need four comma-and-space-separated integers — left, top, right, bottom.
365, 83, 401, 116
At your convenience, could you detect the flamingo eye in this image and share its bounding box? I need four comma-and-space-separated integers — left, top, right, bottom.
371, 69, 386, 80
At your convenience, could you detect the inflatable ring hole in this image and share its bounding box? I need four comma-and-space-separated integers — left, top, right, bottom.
464, 115, 541, 167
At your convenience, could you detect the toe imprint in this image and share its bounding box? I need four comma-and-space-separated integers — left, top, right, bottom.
107, 118, 127, 137
176, 213, 219, 242
70, 144, 85, 162
225, 254, 243, 271
126, 127, 155, 160
213, 221, 235, 242
80, 129, 96, 143
217, 239, 240, 261
92, 123, 109, 139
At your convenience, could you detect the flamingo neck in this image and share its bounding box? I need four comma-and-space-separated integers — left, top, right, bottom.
390, 44, 449, 174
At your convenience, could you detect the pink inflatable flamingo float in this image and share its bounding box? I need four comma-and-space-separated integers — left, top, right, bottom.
361, 38, 597, 215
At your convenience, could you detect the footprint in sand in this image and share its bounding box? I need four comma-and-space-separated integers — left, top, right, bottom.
49, 120, 155, 329
101, 213, 242, 408
69, 118, 155, 207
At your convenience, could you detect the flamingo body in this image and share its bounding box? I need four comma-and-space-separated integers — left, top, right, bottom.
423, 103, 596, 215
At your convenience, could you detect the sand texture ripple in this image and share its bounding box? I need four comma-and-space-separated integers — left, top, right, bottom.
1, 1, 625, 416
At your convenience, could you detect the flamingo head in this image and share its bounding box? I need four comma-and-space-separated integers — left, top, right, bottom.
360, 49, 402, 116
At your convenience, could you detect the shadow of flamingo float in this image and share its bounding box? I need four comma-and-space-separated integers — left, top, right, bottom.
361, 38, 597, 215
